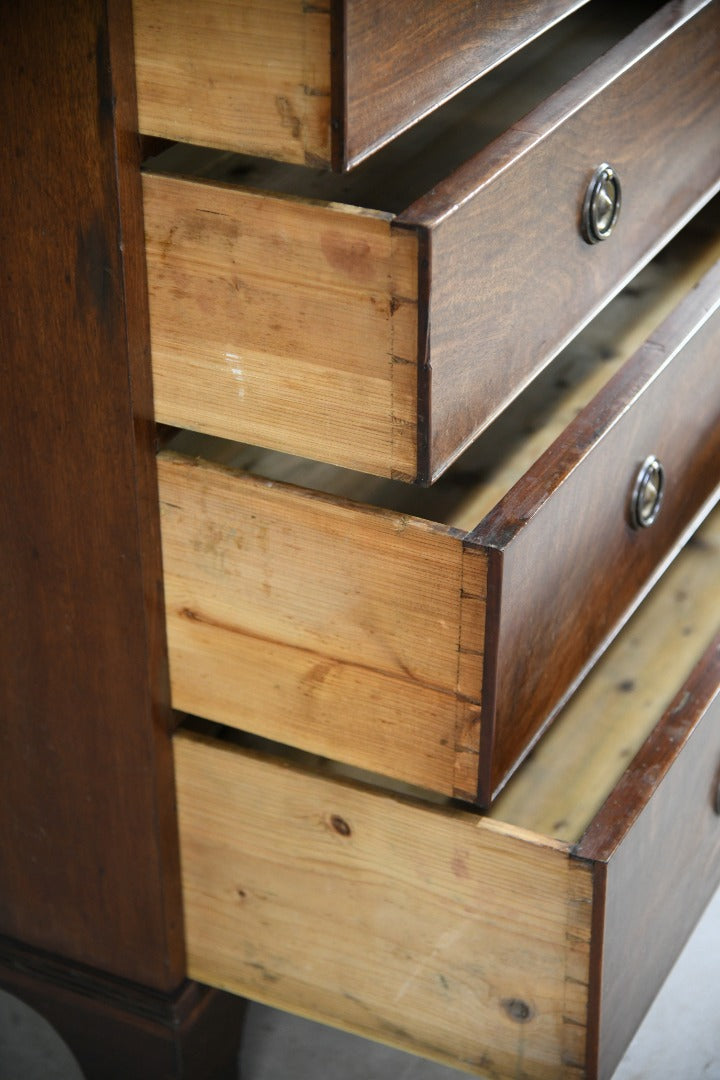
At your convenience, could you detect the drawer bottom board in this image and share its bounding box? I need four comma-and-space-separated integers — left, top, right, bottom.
174, 510, 720, 1079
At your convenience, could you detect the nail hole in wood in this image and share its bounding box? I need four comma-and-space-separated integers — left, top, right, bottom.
330, 814, 352, 837
502, 998, 534, 1023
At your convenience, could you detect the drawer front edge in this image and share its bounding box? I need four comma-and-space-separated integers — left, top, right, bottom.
578, 634, 720, 1080
477, 258, 720, 801
415, 0, 720, 478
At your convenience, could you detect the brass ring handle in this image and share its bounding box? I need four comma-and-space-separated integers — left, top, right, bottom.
630, 455, 665, 529
582, 163, 622, 244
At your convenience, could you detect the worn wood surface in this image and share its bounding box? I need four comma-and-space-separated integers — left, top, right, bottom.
403, 0, 720, 479
175, 730, 592, 1077
0, 0, 184, 988
134, 0, 332, 166
475, 254, 720, 802
0, 937, 246, 1080
145, 172, 419, 478
158, 451, 482, 794
578, 634, 720, 1080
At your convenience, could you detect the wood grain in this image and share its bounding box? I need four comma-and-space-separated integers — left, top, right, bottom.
133, 0, 590, 171
158, 451, 478, 793
340, 0, 590, 168
402, 0, 720, 479
175, 731, 592, 1077
144, 2, 720, 480
161, 236, 720, 804
475, 255, 720, 802
174, 509, 720, 1075
144, 172, 419, 478
578, 634, 720, 1080
0, 0, 184, 987
134, 0, 332, 166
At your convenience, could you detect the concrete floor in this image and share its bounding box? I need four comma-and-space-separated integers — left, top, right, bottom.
2, 886, 719, 1080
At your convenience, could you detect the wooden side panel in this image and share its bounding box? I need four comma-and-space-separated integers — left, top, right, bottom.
577, 635, 720, 1080
408, 0, 720, 479
342, 0, 589, 168
158, 452, 469, 793
144, 173, 419, 478
176, 732, 592, 1077
0, 1, 184, 986
477, 259, 720, 802
133, 0, 332, 165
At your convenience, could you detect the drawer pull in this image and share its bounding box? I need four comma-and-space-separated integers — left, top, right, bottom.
630, 455, 665, 529
582, 162, 622, 243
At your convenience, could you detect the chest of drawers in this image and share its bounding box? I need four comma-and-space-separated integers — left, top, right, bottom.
1, 2, 719, 1079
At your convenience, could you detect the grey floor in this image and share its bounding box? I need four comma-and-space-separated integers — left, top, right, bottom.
2, 886, 720, 1080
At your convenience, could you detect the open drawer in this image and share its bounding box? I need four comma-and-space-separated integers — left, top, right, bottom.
132, 0, 590, 172
143, 0, 720, 481
158, 214, 720, 805
173, 506, 720, 1080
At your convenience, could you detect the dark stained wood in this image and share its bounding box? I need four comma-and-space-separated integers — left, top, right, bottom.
577, 633, 720, 1080
0, 936, 246, 1080
0, 1, 184, 987
340, 0, 590, 169
471, 256, 720, 804
398, 0, 720, 481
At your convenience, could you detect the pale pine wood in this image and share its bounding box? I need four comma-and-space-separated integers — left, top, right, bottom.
175, 731, 592, 1077
133, 0, 331, 165
158, 451, 478, 794
389, 227, 421, 480
491, 509, 720, 841
174, 507, 720, 1075
453, 545, 487, 800
163, 218, 720, 530
144, 171, 419, 478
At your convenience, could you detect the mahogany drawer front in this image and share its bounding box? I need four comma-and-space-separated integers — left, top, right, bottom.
132, 0, 589, 172
143, 0, 720, 482
172, 509, 720, 1080
157, 238, 720, 806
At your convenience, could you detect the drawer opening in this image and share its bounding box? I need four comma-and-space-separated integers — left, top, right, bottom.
159, 208, 720, 804
142, 1, 660, 220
